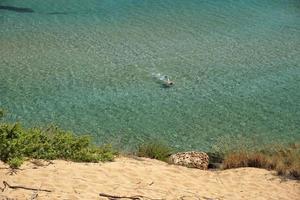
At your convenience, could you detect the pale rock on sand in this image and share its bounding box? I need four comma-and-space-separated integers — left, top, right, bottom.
169, 151, 209, 170
0, 157, 299, 200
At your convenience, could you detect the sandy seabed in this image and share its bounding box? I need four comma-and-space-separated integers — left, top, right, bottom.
0, 157, 299, 200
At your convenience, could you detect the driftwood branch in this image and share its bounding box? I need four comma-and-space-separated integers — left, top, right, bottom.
0, 181, 52, 192
99, 193, 164, 200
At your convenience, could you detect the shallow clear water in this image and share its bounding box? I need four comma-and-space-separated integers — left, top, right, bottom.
1, 0, 300, 150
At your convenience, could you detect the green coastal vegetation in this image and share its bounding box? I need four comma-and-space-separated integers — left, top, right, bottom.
0, 108, 299, 179
0, 109, 116, 168
137, 139, 300, 180
137, 141, 173, 162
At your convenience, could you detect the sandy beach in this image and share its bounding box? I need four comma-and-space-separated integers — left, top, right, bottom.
0, 157, 299, 200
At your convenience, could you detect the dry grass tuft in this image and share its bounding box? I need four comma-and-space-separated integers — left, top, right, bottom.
222, 143, 300, 179
223, 152, 270, 169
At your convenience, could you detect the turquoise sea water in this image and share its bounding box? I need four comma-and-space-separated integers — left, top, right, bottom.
1, 0, 300, 150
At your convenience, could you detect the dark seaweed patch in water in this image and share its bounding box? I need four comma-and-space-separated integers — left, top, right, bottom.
47, 12, 69, 15
0, 5, 34, 13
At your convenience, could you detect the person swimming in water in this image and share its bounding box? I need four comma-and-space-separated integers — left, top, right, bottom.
152, 73, 174, 87
163, 75, 174, 87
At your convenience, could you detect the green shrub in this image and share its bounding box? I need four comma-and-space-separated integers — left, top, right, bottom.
96, 144, 117, 162
7, 157, 24, 169
137, 141, 172, 162
0, 123, 24, 162
0, 123, 117, 168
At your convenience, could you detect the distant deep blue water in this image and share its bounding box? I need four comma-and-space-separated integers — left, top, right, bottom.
1, 0, 300, 150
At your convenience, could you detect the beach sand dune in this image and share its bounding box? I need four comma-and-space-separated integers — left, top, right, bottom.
0, 157, 299, 200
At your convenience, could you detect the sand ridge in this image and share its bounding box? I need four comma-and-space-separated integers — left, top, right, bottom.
0, 157, 299, 200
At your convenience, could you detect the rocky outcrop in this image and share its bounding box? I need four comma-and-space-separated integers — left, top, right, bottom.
169, 151, 209, 170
